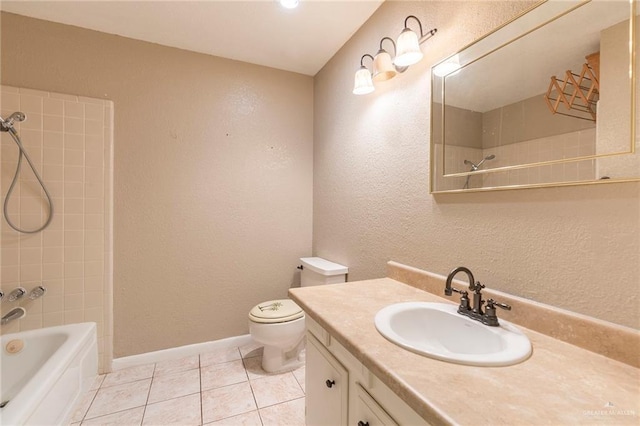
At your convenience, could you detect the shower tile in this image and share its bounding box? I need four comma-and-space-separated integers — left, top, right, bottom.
85, 198, 104, 214
65, 198, 85, 214
64, 309, 84, 324
201, 359, 248, 391
43, 295, 64, 313
200, 346, 242, 367
78, 96, 104, 105
65, 230, 84, 246
64, 117, 84, 134
65, 246, 84, 262
64, 278, 84, 294
64, 133, 84, 150
19, 87, 48, 97
102, 364, 155, 388
21, 113, 42, 130
49, 91, 77, 101
85, 262, 105, 279
147, 368, 200, 404
65, 149, 85, 167
207, 410, 262, 426
20, 261, 41, 281
250, 373, 304, 409
201, 382, 257, 424
20, 94, 43, 114
85, 134, 103, 151
1, 247, 19, 266
43, 311, 64, 327
65, 293, 84, 310
43, 98, 63, 116
82, 406, 145, 425
259, 397, 305, 426
44, 147, 64, 165
142, 393, 201, 426
64, 261, 84, 278
154, 355, 200, 376
43, 131, 63, 148
85, 214, 104, 230
64, 166, 84, 183
85, 119, 103, 136
84, 292, 103, 309
64, 101, 84, 119
43, 114, 64, 132
0, 85, 18, 93
1, 92, 20, 109
85, 104, 104, 121
84, 307, 103, 323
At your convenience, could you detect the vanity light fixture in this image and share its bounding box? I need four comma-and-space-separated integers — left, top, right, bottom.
353, 15, 437, 95
279, 0, 299, 9
353, 54, 375, 95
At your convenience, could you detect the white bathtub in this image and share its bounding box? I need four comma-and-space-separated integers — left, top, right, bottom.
0, 323, 98, 426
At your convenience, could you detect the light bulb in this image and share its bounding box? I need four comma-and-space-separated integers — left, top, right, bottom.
279, 0, 299, 9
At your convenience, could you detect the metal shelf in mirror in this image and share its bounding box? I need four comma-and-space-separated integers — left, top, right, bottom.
430, 0, 639, 193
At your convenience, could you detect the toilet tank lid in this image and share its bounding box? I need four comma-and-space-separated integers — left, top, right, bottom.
300, 257, 348, 276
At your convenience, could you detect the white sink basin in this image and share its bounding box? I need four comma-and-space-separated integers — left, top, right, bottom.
374, 302, 532, 366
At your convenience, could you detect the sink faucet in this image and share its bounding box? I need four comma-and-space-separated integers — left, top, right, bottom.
444, 266, 511, 326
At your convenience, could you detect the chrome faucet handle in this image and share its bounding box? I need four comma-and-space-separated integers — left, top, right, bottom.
486, 299, 511, 311
0, 290, 4, 302
7, 287, 26, 302
28, 285, 46, 300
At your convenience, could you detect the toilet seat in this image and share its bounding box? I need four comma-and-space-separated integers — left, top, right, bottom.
249, 299, 304, 324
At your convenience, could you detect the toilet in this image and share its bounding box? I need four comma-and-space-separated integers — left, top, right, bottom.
249, 257, 348, 373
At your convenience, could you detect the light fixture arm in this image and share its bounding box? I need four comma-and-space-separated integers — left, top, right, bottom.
360, 53, 375, 68
404, 15, 438, 44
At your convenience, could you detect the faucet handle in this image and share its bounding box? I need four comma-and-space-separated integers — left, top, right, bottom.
487, 299, 511, 311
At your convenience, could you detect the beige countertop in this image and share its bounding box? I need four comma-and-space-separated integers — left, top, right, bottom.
289, 278, 640, 425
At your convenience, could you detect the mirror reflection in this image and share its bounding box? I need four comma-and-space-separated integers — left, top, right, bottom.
431, 0, 638, 192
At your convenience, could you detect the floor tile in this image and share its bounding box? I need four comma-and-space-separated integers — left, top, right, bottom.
70, 389, 97, 423
292, 366, 305, 393
85, 379, 151, 420
154, 355, 199, 376
250, 373, 304, 409
147, 368, 200, 404
102, 364, 155, 388
239, 342, 263, 359
201, 382, 257, 424
90, 375, 106, 390
259, 397, 305, 426
142, 393, 201, 425
206, 410, 262, 425
81, 406, 145, 425
242, 356, 269, 381
200, 347, 242, 367
201, 359, 248, 391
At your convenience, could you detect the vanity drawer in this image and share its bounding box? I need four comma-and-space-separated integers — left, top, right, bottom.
353, 383, 398, 426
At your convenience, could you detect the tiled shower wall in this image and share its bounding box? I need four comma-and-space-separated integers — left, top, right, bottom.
0, 85, 113, 372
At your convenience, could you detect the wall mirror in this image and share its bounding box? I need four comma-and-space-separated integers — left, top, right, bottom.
430, 0, 639, 193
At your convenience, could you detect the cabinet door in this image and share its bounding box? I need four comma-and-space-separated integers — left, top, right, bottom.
306, 332, 349, 426
352, 383, 398, 426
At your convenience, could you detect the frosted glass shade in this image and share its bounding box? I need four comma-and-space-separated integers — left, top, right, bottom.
394, 28, 423, 67
353, 67, 375, 95
279, 0, 299, 9
373, 50, 397, 82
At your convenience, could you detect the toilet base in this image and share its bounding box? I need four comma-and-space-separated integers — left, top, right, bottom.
261, 336, 306, 373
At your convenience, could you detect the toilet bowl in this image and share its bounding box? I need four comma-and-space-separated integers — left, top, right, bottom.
248, 299, 306, 373
248, 257, 348, 373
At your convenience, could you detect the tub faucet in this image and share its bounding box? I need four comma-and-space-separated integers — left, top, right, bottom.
444, 266, 511, 326
1, 307, 26, 325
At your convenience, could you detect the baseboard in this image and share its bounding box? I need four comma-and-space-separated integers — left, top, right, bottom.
112, 334, 253, 371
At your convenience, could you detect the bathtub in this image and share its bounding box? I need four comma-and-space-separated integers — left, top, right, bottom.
0, 322, 98, 426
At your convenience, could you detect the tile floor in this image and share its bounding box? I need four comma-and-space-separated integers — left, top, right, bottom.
70, 343, 306, 425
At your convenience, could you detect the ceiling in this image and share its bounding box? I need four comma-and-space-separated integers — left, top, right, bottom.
0, 0, 384, 76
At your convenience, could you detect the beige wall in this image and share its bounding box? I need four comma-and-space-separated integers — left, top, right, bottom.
1, 12, 314, 357
0, 86, 113, 372
313, 1, 639, 329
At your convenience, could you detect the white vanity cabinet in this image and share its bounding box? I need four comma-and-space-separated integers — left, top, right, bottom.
305, 316, 429, 426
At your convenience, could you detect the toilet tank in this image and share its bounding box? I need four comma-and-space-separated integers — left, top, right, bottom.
300, 257, 348, 287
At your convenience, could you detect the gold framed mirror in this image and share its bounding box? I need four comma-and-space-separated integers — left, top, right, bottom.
430, 0, 639, 193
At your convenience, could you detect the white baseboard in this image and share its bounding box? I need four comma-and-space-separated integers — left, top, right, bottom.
112, 334, 254, 371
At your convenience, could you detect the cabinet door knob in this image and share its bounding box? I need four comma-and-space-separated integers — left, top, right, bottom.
325, 379, 336, 388
358, 421, 369, 426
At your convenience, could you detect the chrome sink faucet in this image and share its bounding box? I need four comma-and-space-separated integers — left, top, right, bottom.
444, 266, 511, 326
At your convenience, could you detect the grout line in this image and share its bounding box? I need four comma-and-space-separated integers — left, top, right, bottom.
139, 362, 156, 425
199, 353, 204, 426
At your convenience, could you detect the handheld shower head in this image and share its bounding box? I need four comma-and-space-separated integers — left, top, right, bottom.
0, 112, 26, 132
485, 154, 495, 160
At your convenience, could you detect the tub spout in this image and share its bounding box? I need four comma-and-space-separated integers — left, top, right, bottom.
1, 307, 26, 325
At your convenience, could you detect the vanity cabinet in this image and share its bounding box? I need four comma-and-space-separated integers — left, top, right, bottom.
305, 316, 429, 426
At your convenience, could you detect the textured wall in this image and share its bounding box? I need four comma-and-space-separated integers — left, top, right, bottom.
0, 86, 113, 372
313, 1, 639, 329
1, 13, 313, 357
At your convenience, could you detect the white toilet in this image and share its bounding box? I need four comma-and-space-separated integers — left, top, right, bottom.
249, 257, 348, 373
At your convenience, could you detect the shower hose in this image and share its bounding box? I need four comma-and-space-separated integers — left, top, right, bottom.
3, 127, 54, 233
